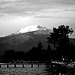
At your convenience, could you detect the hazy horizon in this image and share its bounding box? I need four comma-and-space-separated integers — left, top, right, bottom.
0, 0, 75, 38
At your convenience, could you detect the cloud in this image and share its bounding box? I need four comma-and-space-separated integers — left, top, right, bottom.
0, 0, 75, 17
0, 0, 21, 2
5, 0, 20, 1
34, 8, 75, 19
35, 15, 75, 19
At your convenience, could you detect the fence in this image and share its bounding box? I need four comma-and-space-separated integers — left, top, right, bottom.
0, 63, 43, 68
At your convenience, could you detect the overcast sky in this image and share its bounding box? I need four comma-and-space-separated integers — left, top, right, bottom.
0, 0, 75, 38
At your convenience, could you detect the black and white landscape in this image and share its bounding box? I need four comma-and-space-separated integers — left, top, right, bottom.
0, 25, 75, 75
0, 0, 75, 75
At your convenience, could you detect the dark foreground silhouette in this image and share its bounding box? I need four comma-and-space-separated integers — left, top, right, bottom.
0, 25, 75, 63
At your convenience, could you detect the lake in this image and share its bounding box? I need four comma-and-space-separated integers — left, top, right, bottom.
0, 63, 75, 75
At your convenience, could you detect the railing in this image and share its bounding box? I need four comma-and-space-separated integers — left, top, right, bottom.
0, 63, 45, 68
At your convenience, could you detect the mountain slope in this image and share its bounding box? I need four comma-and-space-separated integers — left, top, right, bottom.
0, 25, 75, 56
0, 25, 51, 55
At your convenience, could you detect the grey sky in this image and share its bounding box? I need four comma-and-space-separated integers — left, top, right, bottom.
0, 0, 75, 37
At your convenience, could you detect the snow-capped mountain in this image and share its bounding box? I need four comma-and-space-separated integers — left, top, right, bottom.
0, 24, 75, 56
16, 25, 48, 34
0, 25, 51, 55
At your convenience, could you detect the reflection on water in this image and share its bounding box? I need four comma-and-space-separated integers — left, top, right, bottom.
0, 63, 75, 75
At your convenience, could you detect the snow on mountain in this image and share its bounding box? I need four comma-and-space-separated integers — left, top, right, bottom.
16, 25, 47, 34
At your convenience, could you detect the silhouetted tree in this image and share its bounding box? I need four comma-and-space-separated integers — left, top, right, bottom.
46, 44, 52, 60
47, 25, 74, 60
47, 28, 59, 50
37, 41, 43, 51
2, 50, 16, 63
27, 41, 44, 61
47, 25, 73, 50
2, 50, 26, 63
63, 43, 75, 61
26, 47, 38, 61
15, 51, 25, 61
57, 25, 73, 49
37, 41, 45, 61
47, 44, 52, 51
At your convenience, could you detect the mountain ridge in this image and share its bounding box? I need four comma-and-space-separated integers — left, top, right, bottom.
0, 25, 75, 56
0, 25, 51, 55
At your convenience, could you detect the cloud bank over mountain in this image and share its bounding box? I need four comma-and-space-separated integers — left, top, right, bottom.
0, 0, 75, 37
